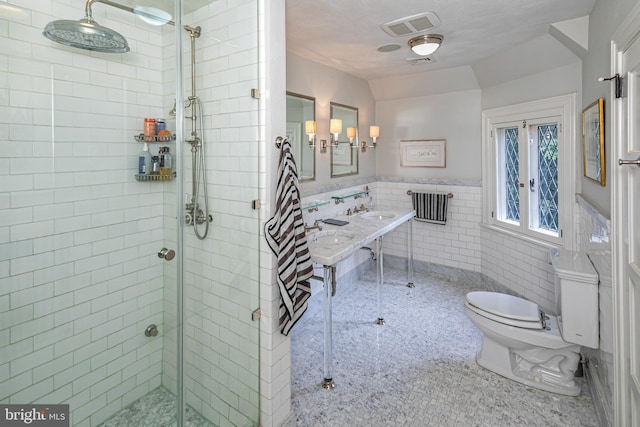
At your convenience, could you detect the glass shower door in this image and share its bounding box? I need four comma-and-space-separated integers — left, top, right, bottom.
172, 0, 262, 426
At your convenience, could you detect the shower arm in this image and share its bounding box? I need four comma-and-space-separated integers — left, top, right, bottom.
84, 0, 176, 26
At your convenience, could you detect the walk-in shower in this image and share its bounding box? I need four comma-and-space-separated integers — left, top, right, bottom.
1, 0, 262, 426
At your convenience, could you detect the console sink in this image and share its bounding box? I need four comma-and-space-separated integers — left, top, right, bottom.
359, 211, 396, 220
308, 230, 355, 245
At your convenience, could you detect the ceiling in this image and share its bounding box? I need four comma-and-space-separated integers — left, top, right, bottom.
286, 0, 596, 81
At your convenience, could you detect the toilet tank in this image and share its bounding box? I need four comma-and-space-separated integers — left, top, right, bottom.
549, 248, 599, 349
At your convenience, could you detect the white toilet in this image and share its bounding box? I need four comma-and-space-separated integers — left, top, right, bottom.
464, 248, 599, 396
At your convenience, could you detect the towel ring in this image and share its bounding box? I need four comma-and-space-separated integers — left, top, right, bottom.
406, 190, 453, 198
274, 136, 284, 149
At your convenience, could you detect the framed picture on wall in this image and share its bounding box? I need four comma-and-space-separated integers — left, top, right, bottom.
400, 139, 446, 168
582, 98, 605, 186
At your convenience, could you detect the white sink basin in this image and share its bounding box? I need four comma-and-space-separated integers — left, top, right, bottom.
308, 230, 355, 245
359, 211, 396, 220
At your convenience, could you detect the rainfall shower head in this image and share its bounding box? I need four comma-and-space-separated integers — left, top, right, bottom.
42, 0, 174, 53
43, 16, 130, 53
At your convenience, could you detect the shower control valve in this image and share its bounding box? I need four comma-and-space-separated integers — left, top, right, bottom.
158, 248, 175, 261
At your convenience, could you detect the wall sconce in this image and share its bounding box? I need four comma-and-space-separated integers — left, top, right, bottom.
305, 120, 316, 147
347, 127, 357, 147
330, 119, 342, 146
361, 125, 380, 152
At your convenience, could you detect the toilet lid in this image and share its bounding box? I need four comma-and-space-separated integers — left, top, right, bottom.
466, 291, 541, 323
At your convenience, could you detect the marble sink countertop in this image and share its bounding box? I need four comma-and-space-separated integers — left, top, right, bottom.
306, 207, 416, 266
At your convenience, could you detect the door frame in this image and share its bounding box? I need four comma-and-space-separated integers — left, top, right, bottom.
611, 2, 640, 425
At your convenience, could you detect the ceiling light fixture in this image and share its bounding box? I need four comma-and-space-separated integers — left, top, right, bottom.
408, 34, 443, 56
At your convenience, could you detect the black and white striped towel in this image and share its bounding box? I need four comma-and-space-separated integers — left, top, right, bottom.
411, 192, 449, 225
265, 137, 314, 336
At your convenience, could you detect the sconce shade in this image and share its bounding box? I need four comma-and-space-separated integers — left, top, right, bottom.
369, 126, 380, 138
408, 34, 443, 56
346, 127, 356, 139
330, 119, 342, 134
305, 120, 316, 135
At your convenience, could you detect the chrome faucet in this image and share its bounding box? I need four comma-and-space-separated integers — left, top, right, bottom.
354, 204, 369, 214
304, 220, 323, 233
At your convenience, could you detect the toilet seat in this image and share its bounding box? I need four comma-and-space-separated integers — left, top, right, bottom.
465, 291, 543, 330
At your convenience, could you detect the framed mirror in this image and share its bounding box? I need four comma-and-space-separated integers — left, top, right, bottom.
582, 98, 605, 186
286, 92, 316, 182
330, 102, 359, 177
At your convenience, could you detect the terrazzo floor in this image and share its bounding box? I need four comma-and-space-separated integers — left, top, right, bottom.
289, 262, 600, 427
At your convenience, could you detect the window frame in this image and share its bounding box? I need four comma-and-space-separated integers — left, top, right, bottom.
482, 94, 576, 248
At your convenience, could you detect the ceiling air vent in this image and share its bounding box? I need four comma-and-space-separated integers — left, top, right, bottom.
381, 12, 441, 37
406, 57, 435, 65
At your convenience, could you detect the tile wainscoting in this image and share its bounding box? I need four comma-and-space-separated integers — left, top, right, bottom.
575, 194, 613, 427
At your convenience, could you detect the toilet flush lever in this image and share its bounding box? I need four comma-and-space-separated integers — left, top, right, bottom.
539, 311, 548, 330
158, 248, 175, 261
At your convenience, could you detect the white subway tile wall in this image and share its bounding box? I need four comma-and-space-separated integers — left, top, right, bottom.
1, 0, 261, 426
299, 181, 483, 293
1, 2, 167, 426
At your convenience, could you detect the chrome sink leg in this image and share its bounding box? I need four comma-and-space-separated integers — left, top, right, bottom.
322, 265, 335, 389
376, 236, 385, 325
407, 219, 415, 288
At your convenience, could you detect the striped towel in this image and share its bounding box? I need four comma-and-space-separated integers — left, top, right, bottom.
412, 192, 449, 225
265, 138, 314, 336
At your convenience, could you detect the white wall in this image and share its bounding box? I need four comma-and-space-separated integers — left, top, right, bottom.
286, 52, 376, 193
580, 0, 639, 215
375, 89, 482, 181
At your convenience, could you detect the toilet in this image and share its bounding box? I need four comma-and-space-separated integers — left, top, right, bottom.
464, 248, 599, 396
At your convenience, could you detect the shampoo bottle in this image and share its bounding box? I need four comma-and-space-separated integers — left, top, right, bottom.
138, 143, 152, 174
160, 147, 172, 175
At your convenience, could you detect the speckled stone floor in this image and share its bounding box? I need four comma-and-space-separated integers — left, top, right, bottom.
289, 262, 599, 427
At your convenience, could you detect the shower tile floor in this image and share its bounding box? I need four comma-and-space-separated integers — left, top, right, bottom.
98, 387, 213, 427
289, 262, 599, 427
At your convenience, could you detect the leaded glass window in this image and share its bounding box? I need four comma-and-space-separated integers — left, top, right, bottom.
504, 127, 519, 222
486, 95, 572, 246
537, 124, 558, 232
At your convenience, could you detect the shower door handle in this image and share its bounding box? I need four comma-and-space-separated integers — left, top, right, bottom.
158, 248, 175, 261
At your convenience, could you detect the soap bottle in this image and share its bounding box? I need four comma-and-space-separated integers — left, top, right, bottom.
160, 147, 172, 175
138, 143, 152, 174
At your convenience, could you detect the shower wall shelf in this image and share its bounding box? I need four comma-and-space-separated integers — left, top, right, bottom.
302, 200, 329, 212
134, 133, 176, 143
135, 173, 175, 182
331, 190, 370, 204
